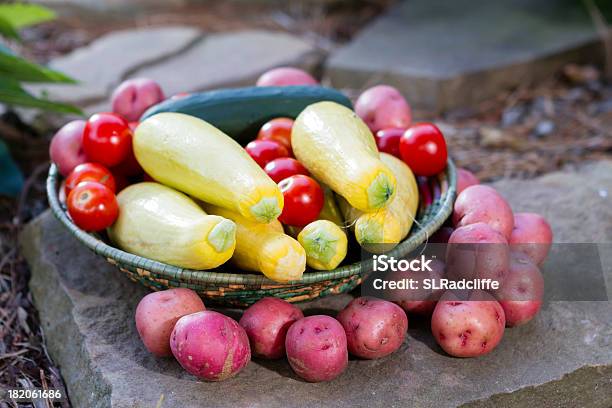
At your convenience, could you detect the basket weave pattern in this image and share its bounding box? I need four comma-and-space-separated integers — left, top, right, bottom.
47, 161, 456, 307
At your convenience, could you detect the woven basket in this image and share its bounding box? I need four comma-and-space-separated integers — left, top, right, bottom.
47, 160, 455, 307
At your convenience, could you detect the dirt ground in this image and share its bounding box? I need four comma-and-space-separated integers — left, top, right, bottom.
1, 2, 611, 406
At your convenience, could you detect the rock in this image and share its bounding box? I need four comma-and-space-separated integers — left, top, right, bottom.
19, 162, 612, 407
128, 30, 324, 98
28, 26, 202, 106
492, 161, 612, 244
326, 0, 602, 111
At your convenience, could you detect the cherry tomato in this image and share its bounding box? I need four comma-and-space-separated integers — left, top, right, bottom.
67, 181, 119, 231
245, 140, 289, 168
264, 157, 309, 183
83, 112, 133, 167
278, 175, 324, 227
399, 123, 448, 176
375, 127, 404, 157
65, 162, 116, 197
257, 117, 294, 153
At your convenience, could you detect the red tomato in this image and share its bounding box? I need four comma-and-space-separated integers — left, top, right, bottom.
264, 157, 309, 183
245, 140, 289, 168
65, 162, 116, 197
399, 123, 448, 176
375, 127, 404, 157
67, 181, 119, 231
278, 175, 324, 227
257, 118, 294, 153
83, 112, 133, 167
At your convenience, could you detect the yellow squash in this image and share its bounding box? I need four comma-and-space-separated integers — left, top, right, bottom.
338, 153, 419, 253
298, 220, 348, 270
202, 204, 306, 282
292, 102, 396, 212
134, 112, 283, 223
108, 182, 236, 269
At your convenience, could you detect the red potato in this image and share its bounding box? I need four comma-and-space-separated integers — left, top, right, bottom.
49, 120, 87, 176
337, 297, 408, 359
456, 167, 480, 195
256, 67, 318, 87
239, 297, 304, 359
509, 213, 553, 265
494, 251, 544, 327
446, 223, 509, 282
452, 185, 514, 239
355, 85, 412, 133
135, 288, 205, 357
431, 290, 506, 357
285, 315, 348, 382
393, 259, 447, 316
111, 78, 165, 122
171, 311, 251, 381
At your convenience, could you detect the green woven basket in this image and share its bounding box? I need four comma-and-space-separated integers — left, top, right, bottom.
47, 159, 455, 307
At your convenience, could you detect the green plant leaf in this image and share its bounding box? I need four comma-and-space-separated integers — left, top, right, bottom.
0, 138, 23, 197
0, 4, 55, 29
0, 15, 19, 40
0, 49, 76, 83
0, 78, 83, 114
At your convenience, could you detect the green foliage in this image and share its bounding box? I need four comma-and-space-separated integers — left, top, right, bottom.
0, 3, 56, 30
0, 3, 81, 197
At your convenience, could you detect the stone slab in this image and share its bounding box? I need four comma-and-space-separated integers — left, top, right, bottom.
28, 26, 202, 106
20, 161, 612, 408
326, 0, 603, 111
127, 30, 324, 99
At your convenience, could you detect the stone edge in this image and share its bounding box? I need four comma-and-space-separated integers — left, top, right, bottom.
19, 215, 112, 408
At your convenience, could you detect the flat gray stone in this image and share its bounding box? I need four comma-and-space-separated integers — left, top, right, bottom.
28, 26, 202, 106
20, 161, 612, 408
326, 0, 602, 111
127, 30, 324, 99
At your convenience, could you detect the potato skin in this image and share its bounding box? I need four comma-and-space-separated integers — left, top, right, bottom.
170, 311, 251, 381
337, 297, 408, 359
393, 259, 447, 315
456, 168, 480, 195
285, 315, 348, 382
239, 297, 304, 359
509, 213, 553, 265
494, 251, 544, 327
452, 185, 514, 239
354, 85, 412, 133
446, 223, 509, 282
431, 290, 506, 357
49, 120, 87, 177
256, 67, 318, 87
111, 78, 165, 122
135, 288, 205, 357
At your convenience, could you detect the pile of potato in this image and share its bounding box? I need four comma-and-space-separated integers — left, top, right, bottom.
136, 290, 408, 382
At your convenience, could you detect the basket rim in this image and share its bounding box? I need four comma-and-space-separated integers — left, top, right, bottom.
47, 159, 456, 285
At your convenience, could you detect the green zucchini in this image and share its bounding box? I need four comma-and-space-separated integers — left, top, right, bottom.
140, 86, 353, 143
